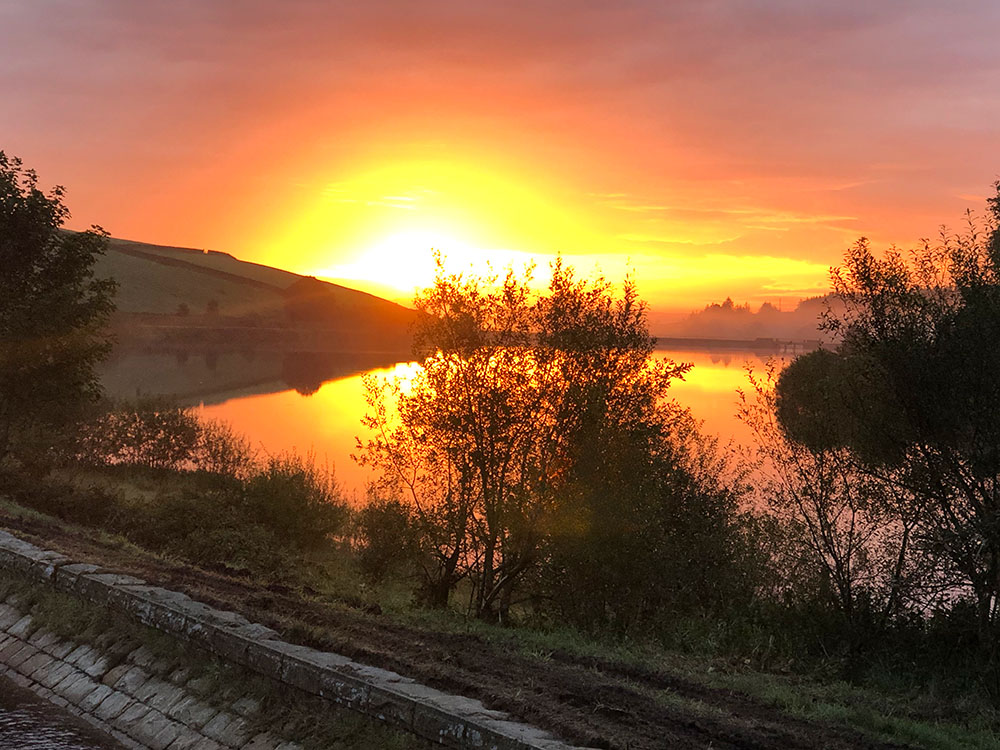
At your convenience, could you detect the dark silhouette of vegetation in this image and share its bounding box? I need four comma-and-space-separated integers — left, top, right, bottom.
17, 399, 349, 575
356, 256, 755, 624
774, 183, 1000, 690
0, 152, 116, 464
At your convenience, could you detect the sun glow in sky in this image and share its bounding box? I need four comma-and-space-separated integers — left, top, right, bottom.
4, 1, 1000, 315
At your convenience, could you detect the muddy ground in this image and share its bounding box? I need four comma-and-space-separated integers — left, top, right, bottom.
0, 511, 907, 750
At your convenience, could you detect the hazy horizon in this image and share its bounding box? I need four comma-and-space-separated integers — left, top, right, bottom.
4, 1, 999, 313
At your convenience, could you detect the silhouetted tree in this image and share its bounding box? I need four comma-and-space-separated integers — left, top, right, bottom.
775, 184, 1000, 682
0, 152, 116, 463
357, 256, 717, 621
740, 361, 926, 644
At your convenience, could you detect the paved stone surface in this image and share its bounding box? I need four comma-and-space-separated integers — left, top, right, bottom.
93, 690, 134, 722
0, 526, 591, 750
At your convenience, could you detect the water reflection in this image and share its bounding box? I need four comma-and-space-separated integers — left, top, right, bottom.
0, 677, 121, 749
99, 347, 790, 499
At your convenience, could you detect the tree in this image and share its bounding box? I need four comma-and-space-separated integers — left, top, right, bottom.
775, 185, 1000, 679
739, 361, 926, 643
357, 256, 693, 620
0, 152, 116, 462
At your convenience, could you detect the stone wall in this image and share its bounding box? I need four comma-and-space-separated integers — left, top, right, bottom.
0, 594, 298, 750
0, 529, 588, 750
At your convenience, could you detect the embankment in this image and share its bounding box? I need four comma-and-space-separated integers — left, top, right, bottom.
0, 529, 587, 750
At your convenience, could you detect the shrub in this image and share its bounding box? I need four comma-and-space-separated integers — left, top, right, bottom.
80, 398, 201, 470
353, 498, 421, 582
239, 453, 347, 550
193, 418, 258, 479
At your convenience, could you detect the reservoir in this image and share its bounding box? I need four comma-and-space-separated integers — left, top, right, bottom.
0, 676, 120, 749
99, 345, 788, 499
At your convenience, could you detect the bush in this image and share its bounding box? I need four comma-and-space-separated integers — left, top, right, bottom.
80, 398, 201, 470
239, 453, 347, 550
353, 498, 421, 582
193, 418, 258, 479
124, 490, 288, 575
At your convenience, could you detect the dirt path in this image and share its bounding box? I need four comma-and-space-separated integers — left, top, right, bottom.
1, 512, 905, 750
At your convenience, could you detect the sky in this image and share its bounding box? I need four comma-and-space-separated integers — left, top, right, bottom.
3, 0, 999, 315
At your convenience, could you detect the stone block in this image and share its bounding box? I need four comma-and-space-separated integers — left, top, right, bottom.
55, 671, 101, 704
212, 714, 253, 747
206, 626, 254, 665
93, 691, 134, 722
0, 539, 70, 581
0, 636, 28, 662
166, 695, 218, 729
113, 664, 152, 696
35, 659, 76, 689
244, 732, 282, 750
475, 718, 559, 750
113, 700, 153, 731
127, 645, 158, 668
234, 622, 280, 641
101, 663, 132, 687
200, 711, 237, 743
8, 614, 35, 638
410, 700, 467, 748
0, 603, 23, 629
281, 653, 326, 695
6, 642, 40, 670
46, 638, 78, 660
230, 695, 261, 718
367, 684, 416, 728
317, 669, 371, 712
136, 678, 187, 714
52, 562, 102, 593
126, 708, 181, 750
27, 628, 60, 650
74, 572, 147, 607
18, 650, 54, 678
66, 645, 109, 679
78, 683, 114, 713
161, 727, 206, 750
245, 639, 285, 680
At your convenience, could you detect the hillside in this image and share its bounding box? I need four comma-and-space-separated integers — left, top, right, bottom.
93, 235, 416, 354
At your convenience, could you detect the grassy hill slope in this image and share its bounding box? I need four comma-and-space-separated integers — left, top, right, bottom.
92, 236, 415, 351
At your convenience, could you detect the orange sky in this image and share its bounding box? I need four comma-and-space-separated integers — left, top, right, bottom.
3, 1, 999, 315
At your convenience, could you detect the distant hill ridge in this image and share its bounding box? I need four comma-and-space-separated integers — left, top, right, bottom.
93, 235, 415, 353
110, 241, 287, 292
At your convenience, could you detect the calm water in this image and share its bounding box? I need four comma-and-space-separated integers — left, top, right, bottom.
100, 347, 788, 499
0, 677, 121, 749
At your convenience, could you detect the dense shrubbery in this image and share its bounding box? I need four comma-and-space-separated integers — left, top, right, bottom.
3, 398, 349, 575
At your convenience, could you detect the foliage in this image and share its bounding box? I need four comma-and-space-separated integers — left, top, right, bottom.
80, 398, 203, 470
739, 361, 930, 645
0, 151, 116, 460
774, 185, 1000, 686
240, 453, 347, 549
80, 399, 258, 477
194, 417, 258, 478
544, 413, 761, 632
357, 255, 753, 624
69, 403, 346, 566
353, 497, 422, 582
